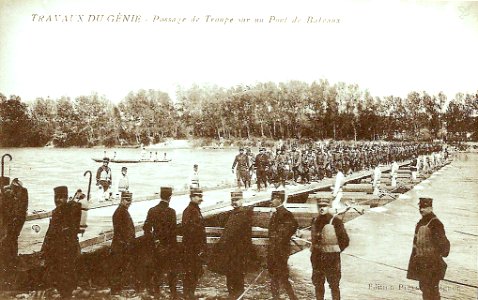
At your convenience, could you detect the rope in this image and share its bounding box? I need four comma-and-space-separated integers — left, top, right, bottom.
236, 269, 266, 300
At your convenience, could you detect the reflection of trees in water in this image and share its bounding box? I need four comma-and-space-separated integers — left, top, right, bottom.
1, 86, 477, 147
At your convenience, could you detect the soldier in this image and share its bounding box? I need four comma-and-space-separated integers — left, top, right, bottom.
255, 147, 270, 191
181, 188, 207, 300
267, 191, 299, 300
96, 157, 113, 201
110, 191, 136, 295
42, 186, 82, 299
208, 191, 255, 299
0, 176, 11, 287
310, 198, 349, 300
275, 148, 289, 188
232, 147, 250, 190
143, 187, 178, 298
407, 197, 450, 300
290, 145, 301, 183
1, 178, 28, 277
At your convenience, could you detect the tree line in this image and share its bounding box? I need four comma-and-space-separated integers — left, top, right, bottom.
1, 80, 477, 147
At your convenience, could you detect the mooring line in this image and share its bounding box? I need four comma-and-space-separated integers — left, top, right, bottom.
236, 269, 266, 300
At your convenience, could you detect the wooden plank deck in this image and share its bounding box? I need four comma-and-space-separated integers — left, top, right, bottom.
288, 162, 478, 299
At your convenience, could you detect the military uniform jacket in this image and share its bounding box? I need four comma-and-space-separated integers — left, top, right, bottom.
111, 205, 136, 254
311, 214, 349, 254
232, 153, 250, 171
143, 201, 177, 248
42, 202, 82, 262
407, 213, 450, 282
267, 207, 298, 258
208, 207, 255, 275
255, 153, 270, 170
182, 202, 206, 255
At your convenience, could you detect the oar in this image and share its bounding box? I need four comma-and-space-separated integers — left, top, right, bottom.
1, 153, 12, 193
84, 170, 92, 201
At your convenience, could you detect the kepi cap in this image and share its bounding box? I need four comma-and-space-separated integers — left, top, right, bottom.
271, 190, 286, 203
418, 197, 433, 208
54, 186, 68, 197
231, 191, 243, 202
317, 198, 331, 207
190, 187, 203, 196
160, 187, 173, 199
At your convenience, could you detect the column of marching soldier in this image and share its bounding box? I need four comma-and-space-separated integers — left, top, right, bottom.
0, 144, 450, 300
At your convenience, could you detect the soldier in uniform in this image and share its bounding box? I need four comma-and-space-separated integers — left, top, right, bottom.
143, 187, 178, 298
208, 191, 255, 299
310, 198, 349, 300
267, 190, 299, 300
110, 191, 135, 295
96, 157, 113, 201
42, 186, 82, 299
0, 176, 11, 287
0, 178, 28, 281
255, 147, 270, 191
232, 148, 250, 190
290, 145, 302, 184
181, 188, 207, 299
407, 197, 450, 300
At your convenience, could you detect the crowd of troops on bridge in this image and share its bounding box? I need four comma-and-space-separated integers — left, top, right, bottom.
0, 141, 451, 300
232, 142, 449, 190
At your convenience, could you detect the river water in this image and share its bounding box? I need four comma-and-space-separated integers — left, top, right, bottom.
0, 147, 241, 211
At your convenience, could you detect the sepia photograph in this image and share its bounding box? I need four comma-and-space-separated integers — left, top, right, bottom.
1, 0, 477, 299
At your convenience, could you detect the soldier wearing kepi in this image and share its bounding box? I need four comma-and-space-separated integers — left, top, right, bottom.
267, 190, 299, 300
310, 198, 349, 300
143, 187, 178, 298
208, 191, 255, 299
181, 188, 207, 300
255, 147, 270, 191
110, 191, 136, 295
232, 147, 250, 190
41, 186, 82, 299
407, 197, 450, 300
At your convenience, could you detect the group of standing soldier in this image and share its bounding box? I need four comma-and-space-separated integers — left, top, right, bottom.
232, 142, 447, 191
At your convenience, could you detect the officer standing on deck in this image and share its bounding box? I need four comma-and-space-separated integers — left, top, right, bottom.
407, 197, 450, 300
310, 198, 349, 300
208, 191, 255, 299
182, 188, 206, 300
143, 187, 178, 298
42, 186, 82, 299
110, 191, 135, 295
267, 190, 299, 300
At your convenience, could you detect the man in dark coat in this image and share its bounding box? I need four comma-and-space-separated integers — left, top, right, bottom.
96, 157, 112, 201
110, 191, 136, 295
143, 186, 178, 298
42, 186, 82, 299
407, 197, 450, 300
209, 191, 255, 299
181, 188, 207, 299
310, 198, 349, 300
1, 178, 28, 284
255, 147, 270, 191
267, 190, 299, 300
232, 147, 250, 190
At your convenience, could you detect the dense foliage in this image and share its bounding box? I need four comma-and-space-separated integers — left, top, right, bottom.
1, 81, 477, 147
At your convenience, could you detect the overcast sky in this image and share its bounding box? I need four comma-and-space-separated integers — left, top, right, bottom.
0, 0, 477, 103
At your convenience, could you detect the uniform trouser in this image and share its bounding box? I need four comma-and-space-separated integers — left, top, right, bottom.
419, 278, 441, 300
256, 169, 268, 190
110, 249, 133, 293
45, 256, 79, 298
0, 232, 21, 285
311, 252, 341, 300
276, 168, 286, 186
153, 247, 178, 295
226, 271, 245, 300
183, 252, 203, 299
268, 254, 298, 300
292, 166, 300, 182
